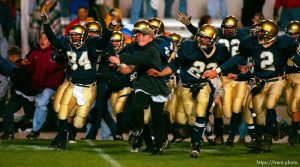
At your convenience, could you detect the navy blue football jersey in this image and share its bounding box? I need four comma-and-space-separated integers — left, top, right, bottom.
109, 44, 136, 91
44, 24, 111, 85
217, 27, 249, 75
286, 42, 300, 74
155, 36, 176, 71
178, 40, 231, 85
238, 34, 298, 79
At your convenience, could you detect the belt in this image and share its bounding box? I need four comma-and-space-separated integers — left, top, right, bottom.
182, 82, 207, 88
182, 84, 190, 88
255, 77, 283, 83
71, 81, 96, 88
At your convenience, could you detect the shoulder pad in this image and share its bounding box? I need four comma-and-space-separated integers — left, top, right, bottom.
237, 27, 250, 38
159, 35, 174, 43
179, 40, 197, 55
277, 34, 298, 50
239, 35, 254, 51
217, 28, 222, 36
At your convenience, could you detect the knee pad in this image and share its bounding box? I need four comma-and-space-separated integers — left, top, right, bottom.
187, 115, 196, 126
255, 112, 266, 126
213, 103, 223, 118
73, 115, 86, 129
58, 104, 70, 120
291, 97, 300, 113
144, 108, 151, 124
222, 104, 232, 119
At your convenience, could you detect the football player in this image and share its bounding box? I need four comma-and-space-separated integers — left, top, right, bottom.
84, 21, 120, 141
203, 20, 300, 153
41, 12, 114, 148
109, 31, 135, 140
148, 24, 231, 158
177, 12, 250, 146
166, 32, 185, 142
284, 21, 300, 147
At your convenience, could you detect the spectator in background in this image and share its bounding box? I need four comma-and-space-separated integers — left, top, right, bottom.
121, 24, 134, 44
207, 0, 228, 20
241, 0, 265, 27
0, 46, 37, 140
30, 0, 62, 48
0, 54, 11, 120
0, 73, 9, 116
24, 33, 65, 140
64, 6, 94, 35
252, 13, 264, 24
273, 0, 300, 31
198, 15, 212, 27
104, 9, 123, 31
69, 0, 89, 21
21, 0, 36, 57
164, 0, 187, 18
130, 0, 158, 24
0, 0, 14, 59
58, 0, 68, 18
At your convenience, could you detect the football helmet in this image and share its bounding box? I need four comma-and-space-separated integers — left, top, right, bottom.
68, 24, 88, 48
221, 15, 238, 37
111, 31, 125, 53
256, 20, 279, 45
85, 21, 102, 36
133, 20, 151, 30
170, 32, 183, 47
148, 17, 165, 36
196, 24, 218, 49
285, 21, 300, 41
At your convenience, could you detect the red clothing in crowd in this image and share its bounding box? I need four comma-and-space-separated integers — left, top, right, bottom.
25, 46, 65, 92
274, 0, 300, 9
64, 17, 94, 35
64, 18, 80, 35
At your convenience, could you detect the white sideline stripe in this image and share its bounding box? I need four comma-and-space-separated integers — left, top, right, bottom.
85, 140, 122, 167
0, 145, 55, 151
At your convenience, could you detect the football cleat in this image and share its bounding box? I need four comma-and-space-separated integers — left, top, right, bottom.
190, 143, 200, 158
262, 134, 272, 152
26, 131, 40, 140
68, 133, 77, 144
214, 136, 224, 145
288, 133, 298, 147
0, 133, 14, 140
246, 138, 263, 154
225, 136, 234, 147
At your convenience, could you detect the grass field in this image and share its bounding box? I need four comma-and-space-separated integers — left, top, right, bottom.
0, 139, 299, 167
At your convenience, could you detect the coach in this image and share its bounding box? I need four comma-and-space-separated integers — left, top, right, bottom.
109, 26, 170, 155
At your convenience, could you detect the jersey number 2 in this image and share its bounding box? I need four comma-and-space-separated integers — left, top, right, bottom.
260, 51, 275, 71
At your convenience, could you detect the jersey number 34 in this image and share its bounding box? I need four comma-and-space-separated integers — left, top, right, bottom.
67, 51, 92, 70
